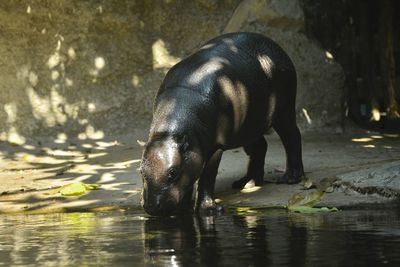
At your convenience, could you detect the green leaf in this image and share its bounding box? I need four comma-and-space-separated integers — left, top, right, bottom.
287, 191, 325, 208
60, 183, 87, 196
46, 182, 102, 196
288, 206, 339, 213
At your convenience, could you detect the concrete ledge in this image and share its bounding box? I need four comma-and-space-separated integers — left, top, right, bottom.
0, 131, 399, 214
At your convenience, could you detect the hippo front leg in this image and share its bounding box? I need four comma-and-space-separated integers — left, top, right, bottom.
196, 149, 224, 215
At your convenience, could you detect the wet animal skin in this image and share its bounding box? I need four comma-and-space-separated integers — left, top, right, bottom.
140, 32, 304, 216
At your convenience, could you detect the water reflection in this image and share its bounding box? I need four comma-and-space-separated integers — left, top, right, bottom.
232, 215, 271, 266
144, 215, 198, 265
0, 209, 399, 266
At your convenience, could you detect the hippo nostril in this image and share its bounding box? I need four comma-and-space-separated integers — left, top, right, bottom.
143, 198, 163, 214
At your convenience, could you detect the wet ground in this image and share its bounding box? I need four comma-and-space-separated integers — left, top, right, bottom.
0, 131, 399, 213
0, 209, 399, 266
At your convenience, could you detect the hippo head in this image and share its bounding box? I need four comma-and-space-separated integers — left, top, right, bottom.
140, 135, 203, 216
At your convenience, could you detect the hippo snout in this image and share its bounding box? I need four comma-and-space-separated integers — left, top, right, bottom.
142, 191, 177, 216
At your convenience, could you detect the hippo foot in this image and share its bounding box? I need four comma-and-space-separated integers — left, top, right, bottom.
197, 198, 224, 216
232, 177, 263, 190
276, 172, 301, 184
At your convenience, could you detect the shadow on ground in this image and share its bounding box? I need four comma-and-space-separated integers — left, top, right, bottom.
0, 131, 399, 214
0, 132, 148, 213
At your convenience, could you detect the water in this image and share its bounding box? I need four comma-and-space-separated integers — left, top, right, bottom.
0, 209, 399, 266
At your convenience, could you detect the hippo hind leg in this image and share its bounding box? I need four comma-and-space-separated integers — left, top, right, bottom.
273, 113, 305, 184
232, 136, 267, 189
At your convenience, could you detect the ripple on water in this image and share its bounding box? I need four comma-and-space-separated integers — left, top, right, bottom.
0, 209, 399, 266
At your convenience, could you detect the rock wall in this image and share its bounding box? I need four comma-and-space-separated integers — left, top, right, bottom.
224, 0, 344, 132
0, 0, 344, 144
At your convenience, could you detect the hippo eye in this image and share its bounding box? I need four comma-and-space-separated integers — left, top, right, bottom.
167, 167, 179, 183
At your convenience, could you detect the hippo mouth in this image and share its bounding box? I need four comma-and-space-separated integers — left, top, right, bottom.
143, 201, 193, 217
142, 187, 194, 216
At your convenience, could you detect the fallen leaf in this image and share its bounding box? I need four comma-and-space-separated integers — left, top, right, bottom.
315, 176, 338, 192
60, 183, 87, 196
287, 191, 325, 208
288, 206, 339, 213
287, 190, 338, 213
230, 205, 286, 212
301, 176, 314, 189
44, 183, 101, 196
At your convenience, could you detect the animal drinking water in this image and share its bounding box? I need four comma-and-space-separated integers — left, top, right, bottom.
139, 32, 304, 216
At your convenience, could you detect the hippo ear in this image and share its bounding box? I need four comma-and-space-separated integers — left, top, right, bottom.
179, 135, 190, 152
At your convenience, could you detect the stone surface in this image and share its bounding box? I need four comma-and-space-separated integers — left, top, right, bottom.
0, 0, 344, 146
0, 0, 240, 143
224, 0, 344, 132
0, 131, 399, 214
337, 161, 400, 198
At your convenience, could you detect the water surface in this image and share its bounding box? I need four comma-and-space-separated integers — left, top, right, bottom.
0, 209, 399, 266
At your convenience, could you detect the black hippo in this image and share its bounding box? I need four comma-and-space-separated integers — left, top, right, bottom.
140, 32, 304, 216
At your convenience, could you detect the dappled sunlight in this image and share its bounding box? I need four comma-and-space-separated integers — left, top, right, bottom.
78, 125, 105, 140
257, 54, 274, 77
22, 144, 36, 151
99, 172, 116, 183
47, 85, 71, 125
152, 39, 181, 70
325, 51, 334, 60
351, 137, 373, 142
4, 103, 17, 124
108, 159, 142, 168
1, 127, 26, 145
47, 52, 61, 69
2, 103, 26, 145
187, 57, 227, 85
89, 56, 107, 82
87, 103, 96, 113
384, 134, 399, 138
131, 74, 140, 87
302, 108, 312, 125
350, 133, 400, 151
240, 186, 262, 194
362, 144, 375, 148
67, 47, 76, 60
0, 134, 144, 213
96, 140, 122, 148
25, 86, 57, 127
94, 57, 106, 70
1, 24, 115, 147
54, 133, 68, 144
217, 77, 249, 132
